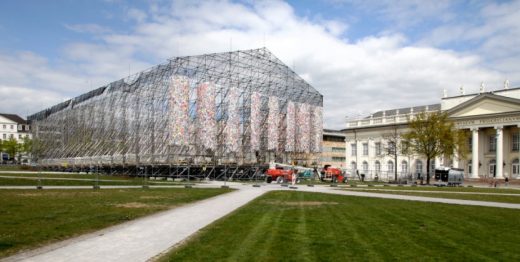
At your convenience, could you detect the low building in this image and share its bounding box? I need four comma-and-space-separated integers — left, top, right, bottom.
343, 84, 520, 180
321, 129, 346, 168
0, 113, 31, 161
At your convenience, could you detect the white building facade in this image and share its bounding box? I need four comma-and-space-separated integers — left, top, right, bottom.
0, 113, 31, 161
344, 86, 520, 181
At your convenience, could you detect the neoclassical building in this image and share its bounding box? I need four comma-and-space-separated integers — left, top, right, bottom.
343, 85, 520, 180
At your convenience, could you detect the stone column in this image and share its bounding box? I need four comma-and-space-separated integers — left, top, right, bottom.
452, 153, 459, 168
344, 138, 349, 169
471, 127, 479, 178
496, 126, 504, 178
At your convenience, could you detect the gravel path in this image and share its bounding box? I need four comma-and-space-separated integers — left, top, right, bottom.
3, 182, 520, 262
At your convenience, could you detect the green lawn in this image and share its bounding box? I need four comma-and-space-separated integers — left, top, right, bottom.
0, 174, 187, 186
354, 189, 520, 204
0, 188, 232, 258
163, 191, 520, 261
351, 185, 520, 194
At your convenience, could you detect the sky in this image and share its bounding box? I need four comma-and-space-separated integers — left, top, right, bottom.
1, 0, 519, 129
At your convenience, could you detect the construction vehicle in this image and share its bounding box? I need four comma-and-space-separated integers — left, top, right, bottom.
265, 162, 314, 183
434, 167, 464, 186
320, 165, 347, 183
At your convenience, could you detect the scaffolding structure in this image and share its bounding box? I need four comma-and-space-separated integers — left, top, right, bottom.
28, 48, 323, 178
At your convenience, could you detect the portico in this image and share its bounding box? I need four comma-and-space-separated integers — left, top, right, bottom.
445, 93, 520, 179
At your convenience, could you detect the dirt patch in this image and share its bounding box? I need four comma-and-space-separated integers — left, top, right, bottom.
268, 201, 339, 206
139, 196, 165, 200
114, 202, 166, 209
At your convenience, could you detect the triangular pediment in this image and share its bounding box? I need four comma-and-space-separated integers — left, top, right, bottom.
448, 93, 520, 118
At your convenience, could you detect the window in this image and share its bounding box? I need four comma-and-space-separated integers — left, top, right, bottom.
388, 141, 396, 155
468, 160, 472, 175
9, 134, 13, 139
18, 125, 22, 131
351, 143, 357, 156
2, 134, 5, 139
331, 147, 345, 153
375, 142, 381, 155
387, 160, 394, 173
18, 134, 22, 139
401, 160, 408, 174
332, 157, 346, 162
430, 160, 436, 173
375, 161, 381, 173
2, 124, 5, 129
362, 161, 368, 173
513, 159, 519, 176
468, 137, 473, 152
489, 159, 496, 177
350, 161, 357, 172
513, 133, 519, 152
415, 160, 423, 174
10, 125, 13, 129
489, 136, 496, 152
362, 143, 368, 156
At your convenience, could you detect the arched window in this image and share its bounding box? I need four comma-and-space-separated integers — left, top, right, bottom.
401, 160, 408, 174
350, 161, 357, 173
362, 161, 369, 173
415, 160, 423, 174
387, 160, 394, 173
513, 159, 519, 177
375, 161, 381, 173
489, 159, 496, 177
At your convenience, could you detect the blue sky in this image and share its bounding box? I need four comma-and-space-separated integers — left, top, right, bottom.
1, 0, 519, 128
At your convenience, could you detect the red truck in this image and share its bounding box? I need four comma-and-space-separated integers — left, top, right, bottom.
265, 167, 296, 183
320, 165, 346, 183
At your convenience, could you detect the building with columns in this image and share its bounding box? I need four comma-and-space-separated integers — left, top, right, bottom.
343, 85, 520, 180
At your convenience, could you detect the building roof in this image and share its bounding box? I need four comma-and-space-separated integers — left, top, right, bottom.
323, 129, 346, 136
0, 113, 27, 124
446, 93, 520, 116
441, 86, 520, 100
366, 104, 441, 118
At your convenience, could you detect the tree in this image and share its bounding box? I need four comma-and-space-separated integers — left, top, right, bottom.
2, 137, 19, 162
382, 125, 408, 182
402, 112, 467, 184
18, 136, 33, 163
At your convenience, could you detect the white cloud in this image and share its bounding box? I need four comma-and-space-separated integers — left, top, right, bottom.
0, 0, 513, 130
65, 23, 112, 34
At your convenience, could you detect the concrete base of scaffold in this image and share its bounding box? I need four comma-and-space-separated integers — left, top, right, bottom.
307, 184, 314, 187
142, 185, 149, 189
252, 184, 261, 187
36, 186, 43, 190
221, 185, 229, 189
330, 184, 338, 187
289, 186, 298, 189
185, 185, 193, 188
93, 185, 100, 190
281, 184, 289, 187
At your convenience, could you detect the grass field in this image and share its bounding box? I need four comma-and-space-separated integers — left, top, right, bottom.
0, 173, 191, 186
0, 188, 232, 258
347, 185, 520, 194
163, 191, 520, 261
353, 189, 520, 204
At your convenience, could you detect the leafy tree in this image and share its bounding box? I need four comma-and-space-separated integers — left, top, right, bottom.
18, 136, 33, 163
402, 112, 467, 184
382, 125, 409, 182
2, 137, 19, 162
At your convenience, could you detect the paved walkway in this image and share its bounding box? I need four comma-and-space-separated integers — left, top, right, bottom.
4, 184, 269, 262
3, 183, 520, 262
